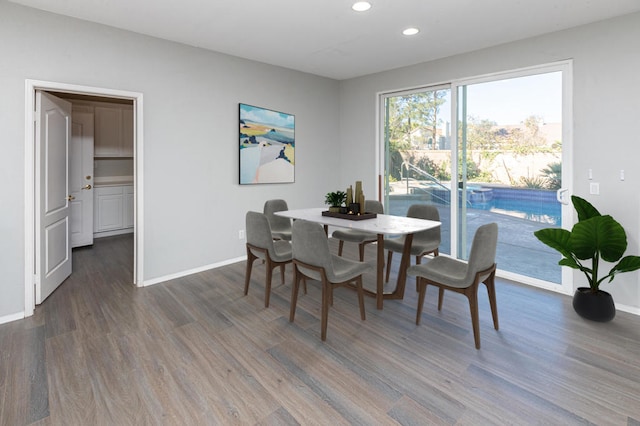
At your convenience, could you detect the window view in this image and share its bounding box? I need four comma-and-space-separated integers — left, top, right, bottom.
384, 70, 565, 286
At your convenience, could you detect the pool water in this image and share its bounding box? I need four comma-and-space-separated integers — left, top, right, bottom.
472, 197, 561, 225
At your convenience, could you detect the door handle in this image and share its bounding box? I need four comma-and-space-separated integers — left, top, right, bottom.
556, 188, 569, 205
82, 184, 92, 190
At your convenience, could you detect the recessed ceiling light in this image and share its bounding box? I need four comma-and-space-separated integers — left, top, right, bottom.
402, 27, 420, 36
352, 2, 372, 12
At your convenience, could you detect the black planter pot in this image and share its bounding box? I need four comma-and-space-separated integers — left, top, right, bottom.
572, 287, 616, 322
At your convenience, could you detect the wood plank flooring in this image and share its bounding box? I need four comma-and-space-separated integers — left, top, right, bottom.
1, 234, 640, 425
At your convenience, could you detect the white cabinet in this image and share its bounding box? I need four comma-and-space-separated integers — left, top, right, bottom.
123, 185, 134, 229
94, 185, 134, 237
94, 105, 133, 157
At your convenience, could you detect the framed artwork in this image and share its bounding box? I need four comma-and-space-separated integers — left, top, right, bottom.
239, 103, 295, 184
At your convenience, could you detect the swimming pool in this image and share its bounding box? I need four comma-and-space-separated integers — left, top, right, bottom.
471, 197, 561, 225
391, 186, 562, 225
462, 187, 560, 225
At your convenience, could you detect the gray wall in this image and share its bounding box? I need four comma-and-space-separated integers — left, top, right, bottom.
0, 1, 341, 318
338, 12, 640, 311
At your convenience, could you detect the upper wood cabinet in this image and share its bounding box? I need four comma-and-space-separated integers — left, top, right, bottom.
95, 105, 133, 157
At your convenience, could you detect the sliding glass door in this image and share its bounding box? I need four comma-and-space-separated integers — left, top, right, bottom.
381, 62, 572, 293
382, 86, 452, 254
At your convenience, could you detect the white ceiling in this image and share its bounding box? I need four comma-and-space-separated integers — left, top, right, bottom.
10, 0, 640, 80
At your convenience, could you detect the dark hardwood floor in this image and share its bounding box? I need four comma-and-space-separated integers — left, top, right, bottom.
1, 234, 640, 425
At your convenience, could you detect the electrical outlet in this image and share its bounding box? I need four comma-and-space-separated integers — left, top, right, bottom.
238, 230, 245, 240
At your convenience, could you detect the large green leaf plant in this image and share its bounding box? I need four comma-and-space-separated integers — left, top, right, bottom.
534, 195, 640, 292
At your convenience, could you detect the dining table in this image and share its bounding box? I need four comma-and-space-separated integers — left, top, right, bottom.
275, 207, 441, 309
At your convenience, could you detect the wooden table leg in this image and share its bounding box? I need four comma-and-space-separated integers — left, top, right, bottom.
391, 233, 413, 300
365, 232, 415, 308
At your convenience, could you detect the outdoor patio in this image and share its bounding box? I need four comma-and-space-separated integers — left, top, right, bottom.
388, 195, 562, 284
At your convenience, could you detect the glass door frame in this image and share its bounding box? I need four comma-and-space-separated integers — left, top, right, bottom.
377, 60, 574, 295
378, 82, 452, 221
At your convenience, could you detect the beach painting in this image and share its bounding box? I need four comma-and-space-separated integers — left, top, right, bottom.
239, 103, 295, 184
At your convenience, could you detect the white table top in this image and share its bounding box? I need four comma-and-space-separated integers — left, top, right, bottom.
275, 207, 440, 235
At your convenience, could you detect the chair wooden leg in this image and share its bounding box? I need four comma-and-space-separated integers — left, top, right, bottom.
329, 285, 334, 306
289, 269, 301, 322
358, 243, 365, 261
356, 277, 366, 320
415, 256, 422, 292
466, 286, 481, 349
484, 273, 499, 330
415, 279, 427, 325
437, 288, 444, 310
244, 249, 256, 296
265, 259, 274, 308
338, 240, 345, 257
321, 280, 330, 341
385, 250, 393, 283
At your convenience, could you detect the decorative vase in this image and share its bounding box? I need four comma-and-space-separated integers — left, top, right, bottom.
329, 206, 340, 213
572, 287, 615, 322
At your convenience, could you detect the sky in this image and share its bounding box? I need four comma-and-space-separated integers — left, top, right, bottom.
435, 71, 562, 127
465, 72, 562, 125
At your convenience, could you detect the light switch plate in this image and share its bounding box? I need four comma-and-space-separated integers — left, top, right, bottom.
590, 182, 599, 195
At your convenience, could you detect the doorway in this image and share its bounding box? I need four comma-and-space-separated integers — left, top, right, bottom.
24, 79, 145, 316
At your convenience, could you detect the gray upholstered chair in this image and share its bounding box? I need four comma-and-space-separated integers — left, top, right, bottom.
245, 211, 295, 308
263, 199, 292, 241
384, 204, 441, 285
332, 200, 384, 261
290, 219, 370, 341
407, 222, 499, 349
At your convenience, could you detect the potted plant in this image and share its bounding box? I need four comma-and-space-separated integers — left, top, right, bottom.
325, 190, 347, 213
534, 195, 640, 322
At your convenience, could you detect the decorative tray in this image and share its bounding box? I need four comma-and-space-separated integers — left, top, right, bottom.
321, 211, 378, 221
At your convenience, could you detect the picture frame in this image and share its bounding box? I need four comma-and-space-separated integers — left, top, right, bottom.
239, 103, 295, 184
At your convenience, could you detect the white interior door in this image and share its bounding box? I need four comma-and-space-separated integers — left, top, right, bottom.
70, 111, 95, 248
36, 91, 72, 303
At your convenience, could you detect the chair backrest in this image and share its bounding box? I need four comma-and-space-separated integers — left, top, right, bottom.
465, 222, 498, 281
407, 204, 441, 245
364, 200, 384, 214
246, 211, 276, 254
291, 220, 333, 272
263, 199, 291, 232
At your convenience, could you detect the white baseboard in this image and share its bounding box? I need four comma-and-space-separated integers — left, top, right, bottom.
0, 311, 25, 325
616, 302, 640, 316
142, 256, 246, 287
94, 228, 134, 239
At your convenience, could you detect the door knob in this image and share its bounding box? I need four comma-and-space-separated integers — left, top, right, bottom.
67, 195, 75, 201
82, 184, 92, 190
556, 188, 569, 205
